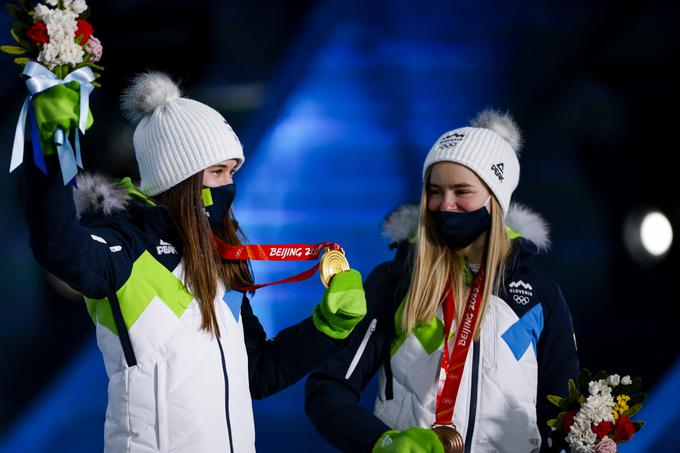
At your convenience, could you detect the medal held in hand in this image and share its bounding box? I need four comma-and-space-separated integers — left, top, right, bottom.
433, 264, 486, 453
432, 425, 464, 453
319, 248, 350, 288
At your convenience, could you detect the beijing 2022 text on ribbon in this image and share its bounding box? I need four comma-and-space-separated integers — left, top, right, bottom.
212, 236, 350, 291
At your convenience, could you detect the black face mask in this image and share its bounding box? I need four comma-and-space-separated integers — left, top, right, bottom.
202, 183, 236, 229
431, 204, 491, 249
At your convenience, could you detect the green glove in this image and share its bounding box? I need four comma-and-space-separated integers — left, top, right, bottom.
31, 81, 94, 156
373, 428, 444, 453
312, 269, 366, 339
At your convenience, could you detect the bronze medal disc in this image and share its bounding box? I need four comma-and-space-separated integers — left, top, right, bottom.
432, 425, 464, 453
319, 249, 350, 288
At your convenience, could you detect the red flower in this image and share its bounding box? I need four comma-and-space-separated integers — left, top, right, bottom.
26, 21, 49, 44
563, 410, 577, 433
592, 421, 613, 438
614, 416, 635, 442
74, 19, 93, 44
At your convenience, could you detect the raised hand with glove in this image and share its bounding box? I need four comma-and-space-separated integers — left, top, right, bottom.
313, 269, 367, 339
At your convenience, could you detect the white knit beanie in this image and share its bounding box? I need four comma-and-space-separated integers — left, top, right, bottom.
422, 109, 521, 214
121, 71, 245, 196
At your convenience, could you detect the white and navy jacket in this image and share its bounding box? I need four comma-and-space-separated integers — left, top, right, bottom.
306, 204, 578, 453
25, 157, 347, 453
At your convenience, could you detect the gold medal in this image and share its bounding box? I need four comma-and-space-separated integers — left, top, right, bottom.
432, 424, 464, 453
319, 248, 350, 288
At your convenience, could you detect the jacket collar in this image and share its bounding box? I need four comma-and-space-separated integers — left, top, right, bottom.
74, 173, 178, 242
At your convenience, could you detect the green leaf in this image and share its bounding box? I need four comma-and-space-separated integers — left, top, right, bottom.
624, 403, 642, 418
633, 421, 645, 431
18, 0, 32, 11
0, 45, 27, 55
91, 81, 101, 88
547, 395, 567, 408
75, 35, 84, 45
630, 377, 641, 394
5, 3, 21, 18
629, 392, 646, 405
593, 370, 607, 381
10, 28, 32, 48
5, 3, 30, 22
578, 368, 591, 392
547, 418, 559, 428
14, 57, 29, 66
568, 378, 579, 399
80, 8, 90, 19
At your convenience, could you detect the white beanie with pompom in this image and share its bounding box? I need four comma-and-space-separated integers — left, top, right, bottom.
422, 109, 521, 214
121, 71, 244, 196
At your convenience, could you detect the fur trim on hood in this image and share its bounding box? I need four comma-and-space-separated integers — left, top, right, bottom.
382, 202, 550, 252
73, 173, 130, 219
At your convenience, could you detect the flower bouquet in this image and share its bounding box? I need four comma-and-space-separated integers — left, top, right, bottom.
547, 369, 646, 453
2, 0, 103, 184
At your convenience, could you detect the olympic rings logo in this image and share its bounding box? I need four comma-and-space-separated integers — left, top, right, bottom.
513, 294, 530, 305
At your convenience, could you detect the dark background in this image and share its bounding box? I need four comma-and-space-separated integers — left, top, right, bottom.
0, 0, 678, 451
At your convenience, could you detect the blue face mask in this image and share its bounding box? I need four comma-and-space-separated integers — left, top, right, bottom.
431, 198, 491, 249
202, 183, 236, 229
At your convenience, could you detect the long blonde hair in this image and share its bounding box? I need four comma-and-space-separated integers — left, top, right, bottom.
402, 173, 512, 340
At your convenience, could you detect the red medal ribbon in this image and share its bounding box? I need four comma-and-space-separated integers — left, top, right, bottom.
212, 235, 342, 291
435, 264, 486, 426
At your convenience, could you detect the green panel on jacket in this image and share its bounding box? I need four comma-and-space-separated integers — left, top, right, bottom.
391, 298, 445, 357
84, 250, 193, 335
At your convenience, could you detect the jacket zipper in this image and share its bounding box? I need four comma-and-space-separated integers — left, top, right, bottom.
217, 340, 235, 453
345, 318, 377, 379
464, 341, 480, 453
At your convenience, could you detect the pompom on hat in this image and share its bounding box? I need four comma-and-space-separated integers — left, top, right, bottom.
121, 71, 244, 196
422, 109, 521, 214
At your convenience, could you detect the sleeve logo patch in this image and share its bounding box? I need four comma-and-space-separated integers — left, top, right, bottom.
508, 280, 533, 305
157, 239, 177, 255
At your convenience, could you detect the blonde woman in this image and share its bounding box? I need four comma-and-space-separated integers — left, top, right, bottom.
306, 110, 578, 453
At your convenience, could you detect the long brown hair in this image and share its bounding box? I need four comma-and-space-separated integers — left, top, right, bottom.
154, 173, 253, 336
402, 169, 512, 340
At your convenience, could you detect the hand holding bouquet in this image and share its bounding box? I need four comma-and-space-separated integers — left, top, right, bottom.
547, 369, 646, 453
2, 0, 103, 184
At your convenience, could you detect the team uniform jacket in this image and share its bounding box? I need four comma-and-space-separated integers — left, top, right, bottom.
306, 204, 579, 453
25, 159, 346, 453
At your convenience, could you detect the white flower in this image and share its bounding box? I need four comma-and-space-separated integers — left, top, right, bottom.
44, 0, 59, 6
588, 379, 608, 396
607, 374, 620, 387
584, 392, 615, 424
622, 375, 632, 385
69, 0, 88, 15
566, 411, 597, 452
35, 7, 84, 69
33, 4, 53, 21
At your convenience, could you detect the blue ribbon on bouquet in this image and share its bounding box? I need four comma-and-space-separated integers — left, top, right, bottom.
9, 61, 95, 185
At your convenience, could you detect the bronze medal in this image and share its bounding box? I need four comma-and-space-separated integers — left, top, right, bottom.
432, 424, 464, 453
319, 248, 349, 288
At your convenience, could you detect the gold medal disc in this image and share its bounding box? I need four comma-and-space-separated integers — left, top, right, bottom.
319, 249, 350, 288
432, 425, 464, 453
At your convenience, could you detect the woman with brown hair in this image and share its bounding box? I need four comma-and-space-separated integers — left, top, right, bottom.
24, 72, 366, 452
306, 110, 579, 452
